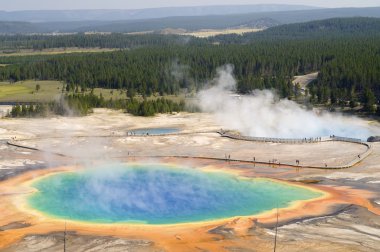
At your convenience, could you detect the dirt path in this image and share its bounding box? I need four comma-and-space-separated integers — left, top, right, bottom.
293, 72, 319, 90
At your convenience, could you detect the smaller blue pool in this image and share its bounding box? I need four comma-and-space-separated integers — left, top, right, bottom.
129, 128, 179, 136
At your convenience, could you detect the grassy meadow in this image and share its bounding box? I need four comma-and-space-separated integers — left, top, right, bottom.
0, 80, 186, 103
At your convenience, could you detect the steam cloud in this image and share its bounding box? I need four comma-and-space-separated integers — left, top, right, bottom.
198, 65, 377, 140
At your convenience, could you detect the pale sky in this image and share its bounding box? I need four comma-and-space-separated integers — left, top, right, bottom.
1, 0, 380, 11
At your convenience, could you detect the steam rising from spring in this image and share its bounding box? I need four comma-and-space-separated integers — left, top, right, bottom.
198, 65, 375, 139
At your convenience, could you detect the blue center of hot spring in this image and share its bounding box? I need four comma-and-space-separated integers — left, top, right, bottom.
28, 164, 322, 224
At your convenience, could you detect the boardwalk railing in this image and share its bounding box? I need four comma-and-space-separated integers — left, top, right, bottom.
218, 130, 323, 144
218, 130, 363, 145
331, 136, 362, 143
7, 131, 372, 170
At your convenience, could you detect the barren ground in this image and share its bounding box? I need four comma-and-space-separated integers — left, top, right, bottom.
0, 109, 379, 251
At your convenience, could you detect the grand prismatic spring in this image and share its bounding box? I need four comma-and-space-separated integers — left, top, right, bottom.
27, 164, 323, 224
1, 111, 379, 252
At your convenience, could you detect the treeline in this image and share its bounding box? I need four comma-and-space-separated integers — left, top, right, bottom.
0, 33, 201, 50
9, 95, 96, 117
9, 93, 186, 117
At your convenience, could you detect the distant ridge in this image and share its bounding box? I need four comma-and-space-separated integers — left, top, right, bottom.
1, 7, 380, 34
0, 4, 318, 23
208, 17, 380, 43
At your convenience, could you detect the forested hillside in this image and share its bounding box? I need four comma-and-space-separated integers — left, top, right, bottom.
0, 34, 198, 50
1, 17, 378, 50
1, 17, 380, 114
210, 17, 380, 42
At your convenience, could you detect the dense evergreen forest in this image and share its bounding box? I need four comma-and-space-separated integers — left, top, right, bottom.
1, 17, 380, 115
0, 34, 199, 50
9, 93, 186, 117
209, 17, 380, 42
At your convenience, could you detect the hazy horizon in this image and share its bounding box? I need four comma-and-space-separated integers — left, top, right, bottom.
1, 1, 380, 11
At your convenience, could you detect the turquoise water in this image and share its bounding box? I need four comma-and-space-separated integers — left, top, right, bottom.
130, 128, 179, 135
28, 164, 322, 224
